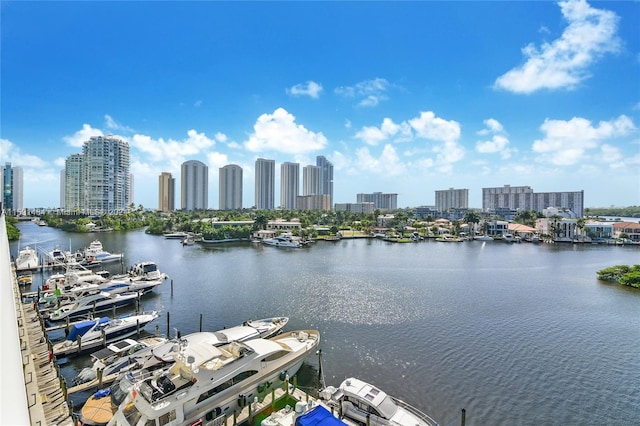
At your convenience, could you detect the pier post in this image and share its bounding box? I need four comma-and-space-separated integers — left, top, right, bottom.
461, 408, 466, 426
155, 324, 159, 336
166, 311, 170, 338
199, 313, 203, 332
93, 300, 96, 317
137, 319, 140, 336
77, 335, 82, 353
102, 329, 106, 347
112, 304, 116, 319
98, 367, 103, 388
171, 279, 173, 296
61, 378, 68, 400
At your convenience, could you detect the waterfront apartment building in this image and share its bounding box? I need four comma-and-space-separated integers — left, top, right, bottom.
316, 156, 334, 207
435, 188, 468, 212
62, 135, 132, 213
297, 194, 331, 211
255, 158, 275, 210
482, 185, 584, 217
63, 154, 83, 210
357, 192, 397, 210
303, 165, 321, 196
280, 162, 299, 210
158, 172, 175, 213
334, 202, 375, 214
1, 163, 23, 213
533, 191, 584, 218
181, 160, 208, 210
482, 185, 534, 213
219, 164, 243, 210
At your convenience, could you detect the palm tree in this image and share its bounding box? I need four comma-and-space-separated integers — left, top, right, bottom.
463, 211, 481, 236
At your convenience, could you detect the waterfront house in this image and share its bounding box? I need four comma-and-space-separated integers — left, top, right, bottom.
612, 221, 640, 242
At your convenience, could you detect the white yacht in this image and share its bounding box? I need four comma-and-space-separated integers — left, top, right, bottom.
52, 312, 159, 356
15, 245, 39, 271
107, 329, 320, 426
85, 240, 124, 263
319, 377, 439, 426
262, 233, 301, 248
46, 291, 140, 321
79, 318, 290, 425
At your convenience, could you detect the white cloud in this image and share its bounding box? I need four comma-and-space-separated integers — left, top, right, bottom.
63, 124, 104, 147
355, 144, 407, 176
335, 78, 391, 107
0, 138, 48, 169
532, 115, 635, 165
475, 118, 514, 159
408, 111, 461, 142
600, 144, 624, 169
244, 107, 328, 154
104, 115, 135, 133
214, 132, 228, 143
354, 118, 412, 146
494, 0, 620, 94
287, 81, 323, 99
206, 152, 229, 170
130, 129, 216, 163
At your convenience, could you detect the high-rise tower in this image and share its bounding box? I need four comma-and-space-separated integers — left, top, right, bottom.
82, 135, 131, 212
255, 158, 275, 210
1, 163, 23, 213
280, 162, 299, 210
316, 156, 333, 208
303, 165, 321, 196
181, 160, 208, 210
219, 164, 243, 210
158, 172, 175, 212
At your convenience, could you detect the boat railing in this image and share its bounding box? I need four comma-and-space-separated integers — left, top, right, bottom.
392, 397, 439, 426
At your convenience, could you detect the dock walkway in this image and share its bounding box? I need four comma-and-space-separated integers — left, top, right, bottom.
1, 213, 74, 426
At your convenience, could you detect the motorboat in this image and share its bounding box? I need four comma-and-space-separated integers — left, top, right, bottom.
107, 329, 320, 426
45, 245, 77, 266
46, 291, 141, 322
319, 377, 439, 426
163, 231, 188, 239
102, 316, 289, 378
435, 234, 463, 242
17, 272, 33, 286
262, 401, 347, 426
73, 336, 169, 387
85, 240, 123, 263
15, 245, 39, 271
263, 233, 301, 248
79, 317, 289, 425
113, 261, 169, 282
52, 312, 159, 356
474, 235, 494, 241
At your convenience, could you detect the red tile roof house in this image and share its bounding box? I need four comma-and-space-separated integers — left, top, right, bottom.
612, 222, 640, 243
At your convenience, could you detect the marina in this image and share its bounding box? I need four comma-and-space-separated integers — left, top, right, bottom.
3, 218, 640, 425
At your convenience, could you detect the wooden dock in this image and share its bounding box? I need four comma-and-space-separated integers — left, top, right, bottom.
12, 268, 74, 426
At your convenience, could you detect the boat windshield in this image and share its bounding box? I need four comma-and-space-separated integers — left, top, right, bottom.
375, 395, 399, 420
143, 264, 158, 273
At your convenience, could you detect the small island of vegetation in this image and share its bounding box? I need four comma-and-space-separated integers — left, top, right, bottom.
597, 265, 640, 288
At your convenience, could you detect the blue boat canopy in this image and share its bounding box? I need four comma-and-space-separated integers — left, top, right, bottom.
295, 406, 346, 426
66, 317, 109, 341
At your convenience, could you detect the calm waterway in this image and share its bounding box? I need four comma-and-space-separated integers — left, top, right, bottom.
12, 221, 640, 425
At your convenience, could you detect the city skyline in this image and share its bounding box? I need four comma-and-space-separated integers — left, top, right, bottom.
1, 1, 638, 209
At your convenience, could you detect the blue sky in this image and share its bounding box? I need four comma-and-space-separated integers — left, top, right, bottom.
1, 0, 639, 210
